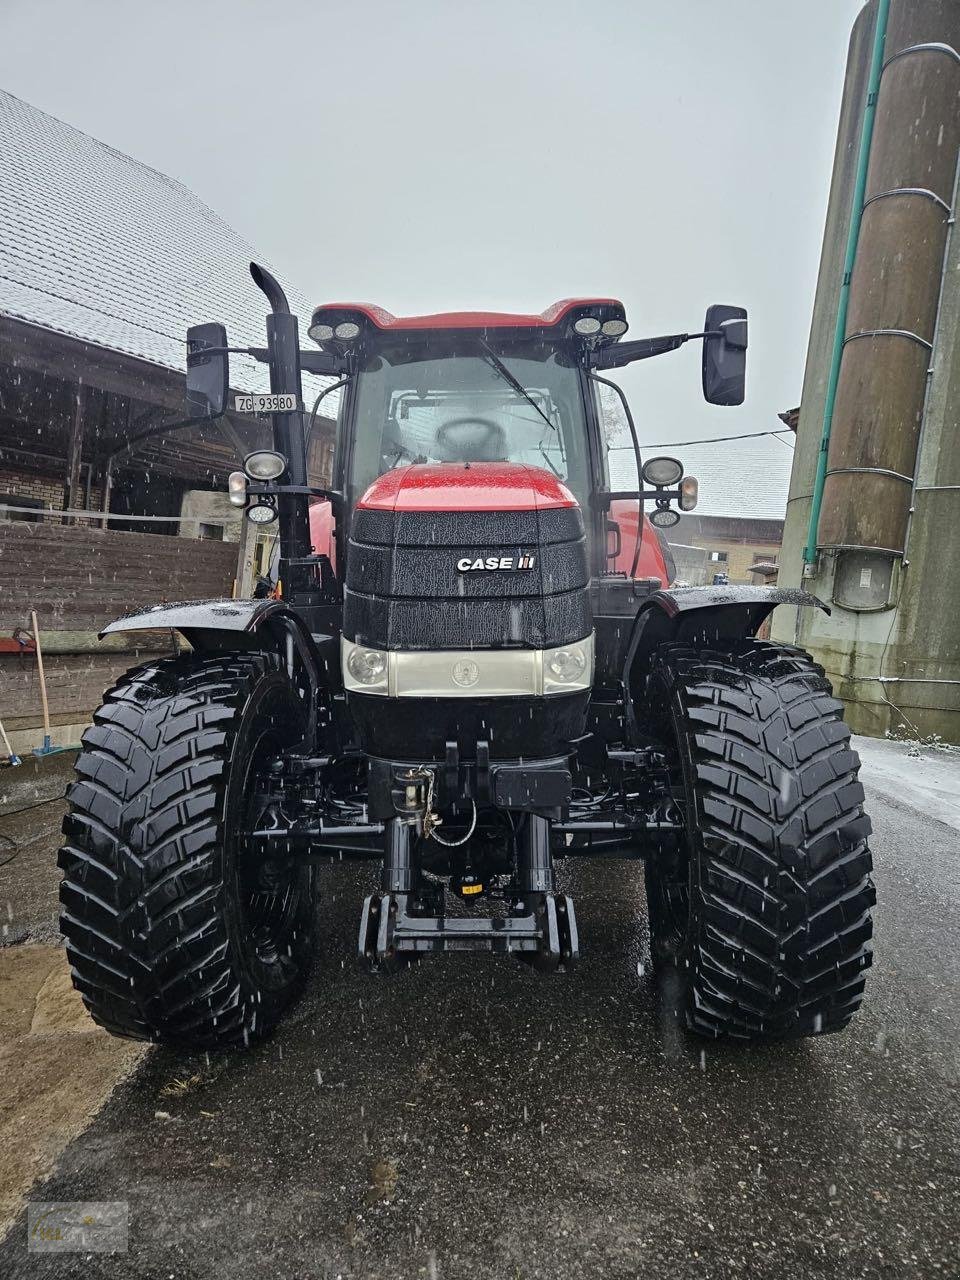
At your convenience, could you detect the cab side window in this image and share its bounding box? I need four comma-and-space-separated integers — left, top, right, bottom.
594, 381, 639, 490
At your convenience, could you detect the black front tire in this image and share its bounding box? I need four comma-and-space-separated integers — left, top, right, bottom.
59, 652, 316, 1048
644, 639, 875, 1041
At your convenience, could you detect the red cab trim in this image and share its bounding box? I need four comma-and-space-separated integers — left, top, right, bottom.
310, 299, 624, 333
356, 463, 578, 513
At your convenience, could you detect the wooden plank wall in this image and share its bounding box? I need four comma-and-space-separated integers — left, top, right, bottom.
0, 524, 238, 737
1, 650, 175, 729
0, 523, 238, 631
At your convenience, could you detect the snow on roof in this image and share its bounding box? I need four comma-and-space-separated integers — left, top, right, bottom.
0, 89, 324, 399
610, 432, 793, 520
668, 437, 793, 519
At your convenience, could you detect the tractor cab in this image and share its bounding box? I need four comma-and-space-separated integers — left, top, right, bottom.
245, 295, 725, 608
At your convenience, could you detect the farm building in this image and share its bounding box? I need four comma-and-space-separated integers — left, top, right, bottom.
659, 437, 791, 585
0, 89, 334, 755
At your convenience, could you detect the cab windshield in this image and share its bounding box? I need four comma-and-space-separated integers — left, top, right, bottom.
345, 343, 590, 509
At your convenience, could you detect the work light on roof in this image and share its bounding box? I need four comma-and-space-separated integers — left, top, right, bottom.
601, 318, 628, 337
334, 321, 361, 341
308, 321, 335, 343
573, 316, 602, 336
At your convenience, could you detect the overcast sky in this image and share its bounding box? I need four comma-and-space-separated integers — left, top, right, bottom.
2, 0, 862, 460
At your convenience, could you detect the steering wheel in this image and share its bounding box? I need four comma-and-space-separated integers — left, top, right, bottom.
435, 417, 505, 461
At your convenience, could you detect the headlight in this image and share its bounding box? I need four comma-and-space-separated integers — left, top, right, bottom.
246, 502, 277, 525
543, 635, 593, 694
244, 450, 287, 481
547, 648, 586, 682
649, 508, 680, 529
345, 642, 389, 692
642, 456, 684, 487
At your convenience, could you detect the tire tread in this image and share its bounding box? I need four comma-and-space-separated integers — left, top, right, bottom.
649, 639, 875, 1040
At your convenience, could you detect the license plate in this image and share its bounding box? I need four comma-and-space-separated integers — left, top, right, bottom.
234, 393, 300, 413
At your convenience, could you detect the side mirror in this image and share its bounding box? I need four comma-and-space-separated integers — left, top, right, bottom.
702, 304, 747, 406
186, 323, 229, 417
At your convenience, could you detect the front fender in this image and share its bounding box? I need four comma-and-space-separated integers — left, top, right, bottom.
99, 597, 287, 641
99, 597, 334, 698
625, 585, 828, 679
100, 598, 337, 746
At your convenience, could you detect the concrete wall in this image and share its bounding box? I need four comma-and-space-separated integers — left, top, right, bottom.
178, 489, 244, 542
773, 0, 960, 743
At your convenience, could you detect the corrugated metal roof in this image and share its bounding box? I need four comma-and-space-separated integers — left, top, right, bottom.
0, 89, 322, 398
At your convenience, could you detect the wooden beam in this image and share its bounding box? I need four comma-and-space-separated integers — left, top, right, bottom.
65, 385, 88, 523
0, 315, 186, 410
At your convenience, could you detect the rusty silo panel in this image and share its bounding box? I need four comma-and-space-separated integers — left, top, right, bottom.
847, 197, 950, 337
818, 0, 960, 554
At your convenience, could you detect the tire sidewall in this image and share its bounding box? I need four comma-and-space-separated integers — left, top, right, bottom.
220, 666, 315, 1020
643, 655, 697, 975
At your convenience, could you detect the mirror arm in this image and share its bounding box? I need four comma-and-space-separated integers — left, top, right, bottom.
105, 413, 222, 466
590, 332, 689, 370
247, 347, 349, 377
590, 324, 741, 371
599, 488, 682, 509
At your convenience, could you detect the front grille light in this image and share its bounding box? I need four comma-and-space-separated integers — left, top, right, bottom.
346, 643, 388, 691
542, 635, 593, 693
547, 647, 587, 682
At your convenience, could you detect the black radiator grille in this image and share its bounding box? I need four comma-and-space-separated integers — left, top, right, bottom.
344, 505, 590, 651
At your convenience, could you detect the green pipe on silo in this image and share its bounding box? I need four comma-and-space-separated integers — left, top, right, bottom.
803, 0, 891, 566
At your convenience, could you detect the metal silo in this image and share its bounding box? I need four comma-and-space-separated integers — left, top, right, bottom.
774, 0, 960, 743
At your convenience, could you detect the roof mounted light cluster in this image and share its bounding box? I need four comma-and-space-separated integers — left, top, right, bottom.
307, 298, 630, 346
308, 310, 364, 345
573, 315, 628, 338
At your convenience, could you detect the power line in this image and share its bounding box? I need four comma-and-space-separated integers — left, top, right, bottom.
639, 428, 796, 449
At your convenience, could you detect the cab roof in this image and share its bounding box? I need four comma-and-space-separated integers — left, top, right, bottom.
309, 298, 627, 336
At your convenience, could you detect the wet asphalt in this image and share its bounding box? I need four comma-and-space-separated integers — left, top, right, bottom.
2, 773, 959, 1280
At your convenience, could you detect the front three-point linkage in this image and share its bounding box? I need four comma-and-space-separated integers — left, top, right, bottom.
359, 813, 579, 974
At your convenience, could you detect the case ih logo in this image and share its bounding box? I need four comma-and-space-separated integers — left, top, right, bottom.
457, 554, 536, 572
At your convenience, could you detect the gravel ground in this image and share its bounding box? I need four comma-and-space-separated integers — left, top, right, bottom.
0, 742, 958, 1279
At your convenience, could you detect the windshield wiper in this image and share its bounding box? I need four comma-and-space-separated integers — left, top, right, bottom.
478, 340, 562, 447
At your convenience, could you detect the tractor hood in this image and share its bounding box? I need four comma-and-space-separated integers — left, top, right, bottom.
355, 462, 578, 514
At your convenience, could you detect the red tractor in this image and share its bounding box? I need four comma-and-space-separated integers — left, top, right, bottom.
58, 265, 874, 1047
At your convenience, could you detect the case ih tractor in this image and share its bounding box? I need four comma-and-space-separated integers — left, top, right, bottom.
58, 265, 875, 1048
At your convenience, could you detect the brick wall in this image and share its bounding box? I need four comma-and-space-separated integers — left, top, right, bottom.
0, 466, 102, 515
0, 467, 65, 509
